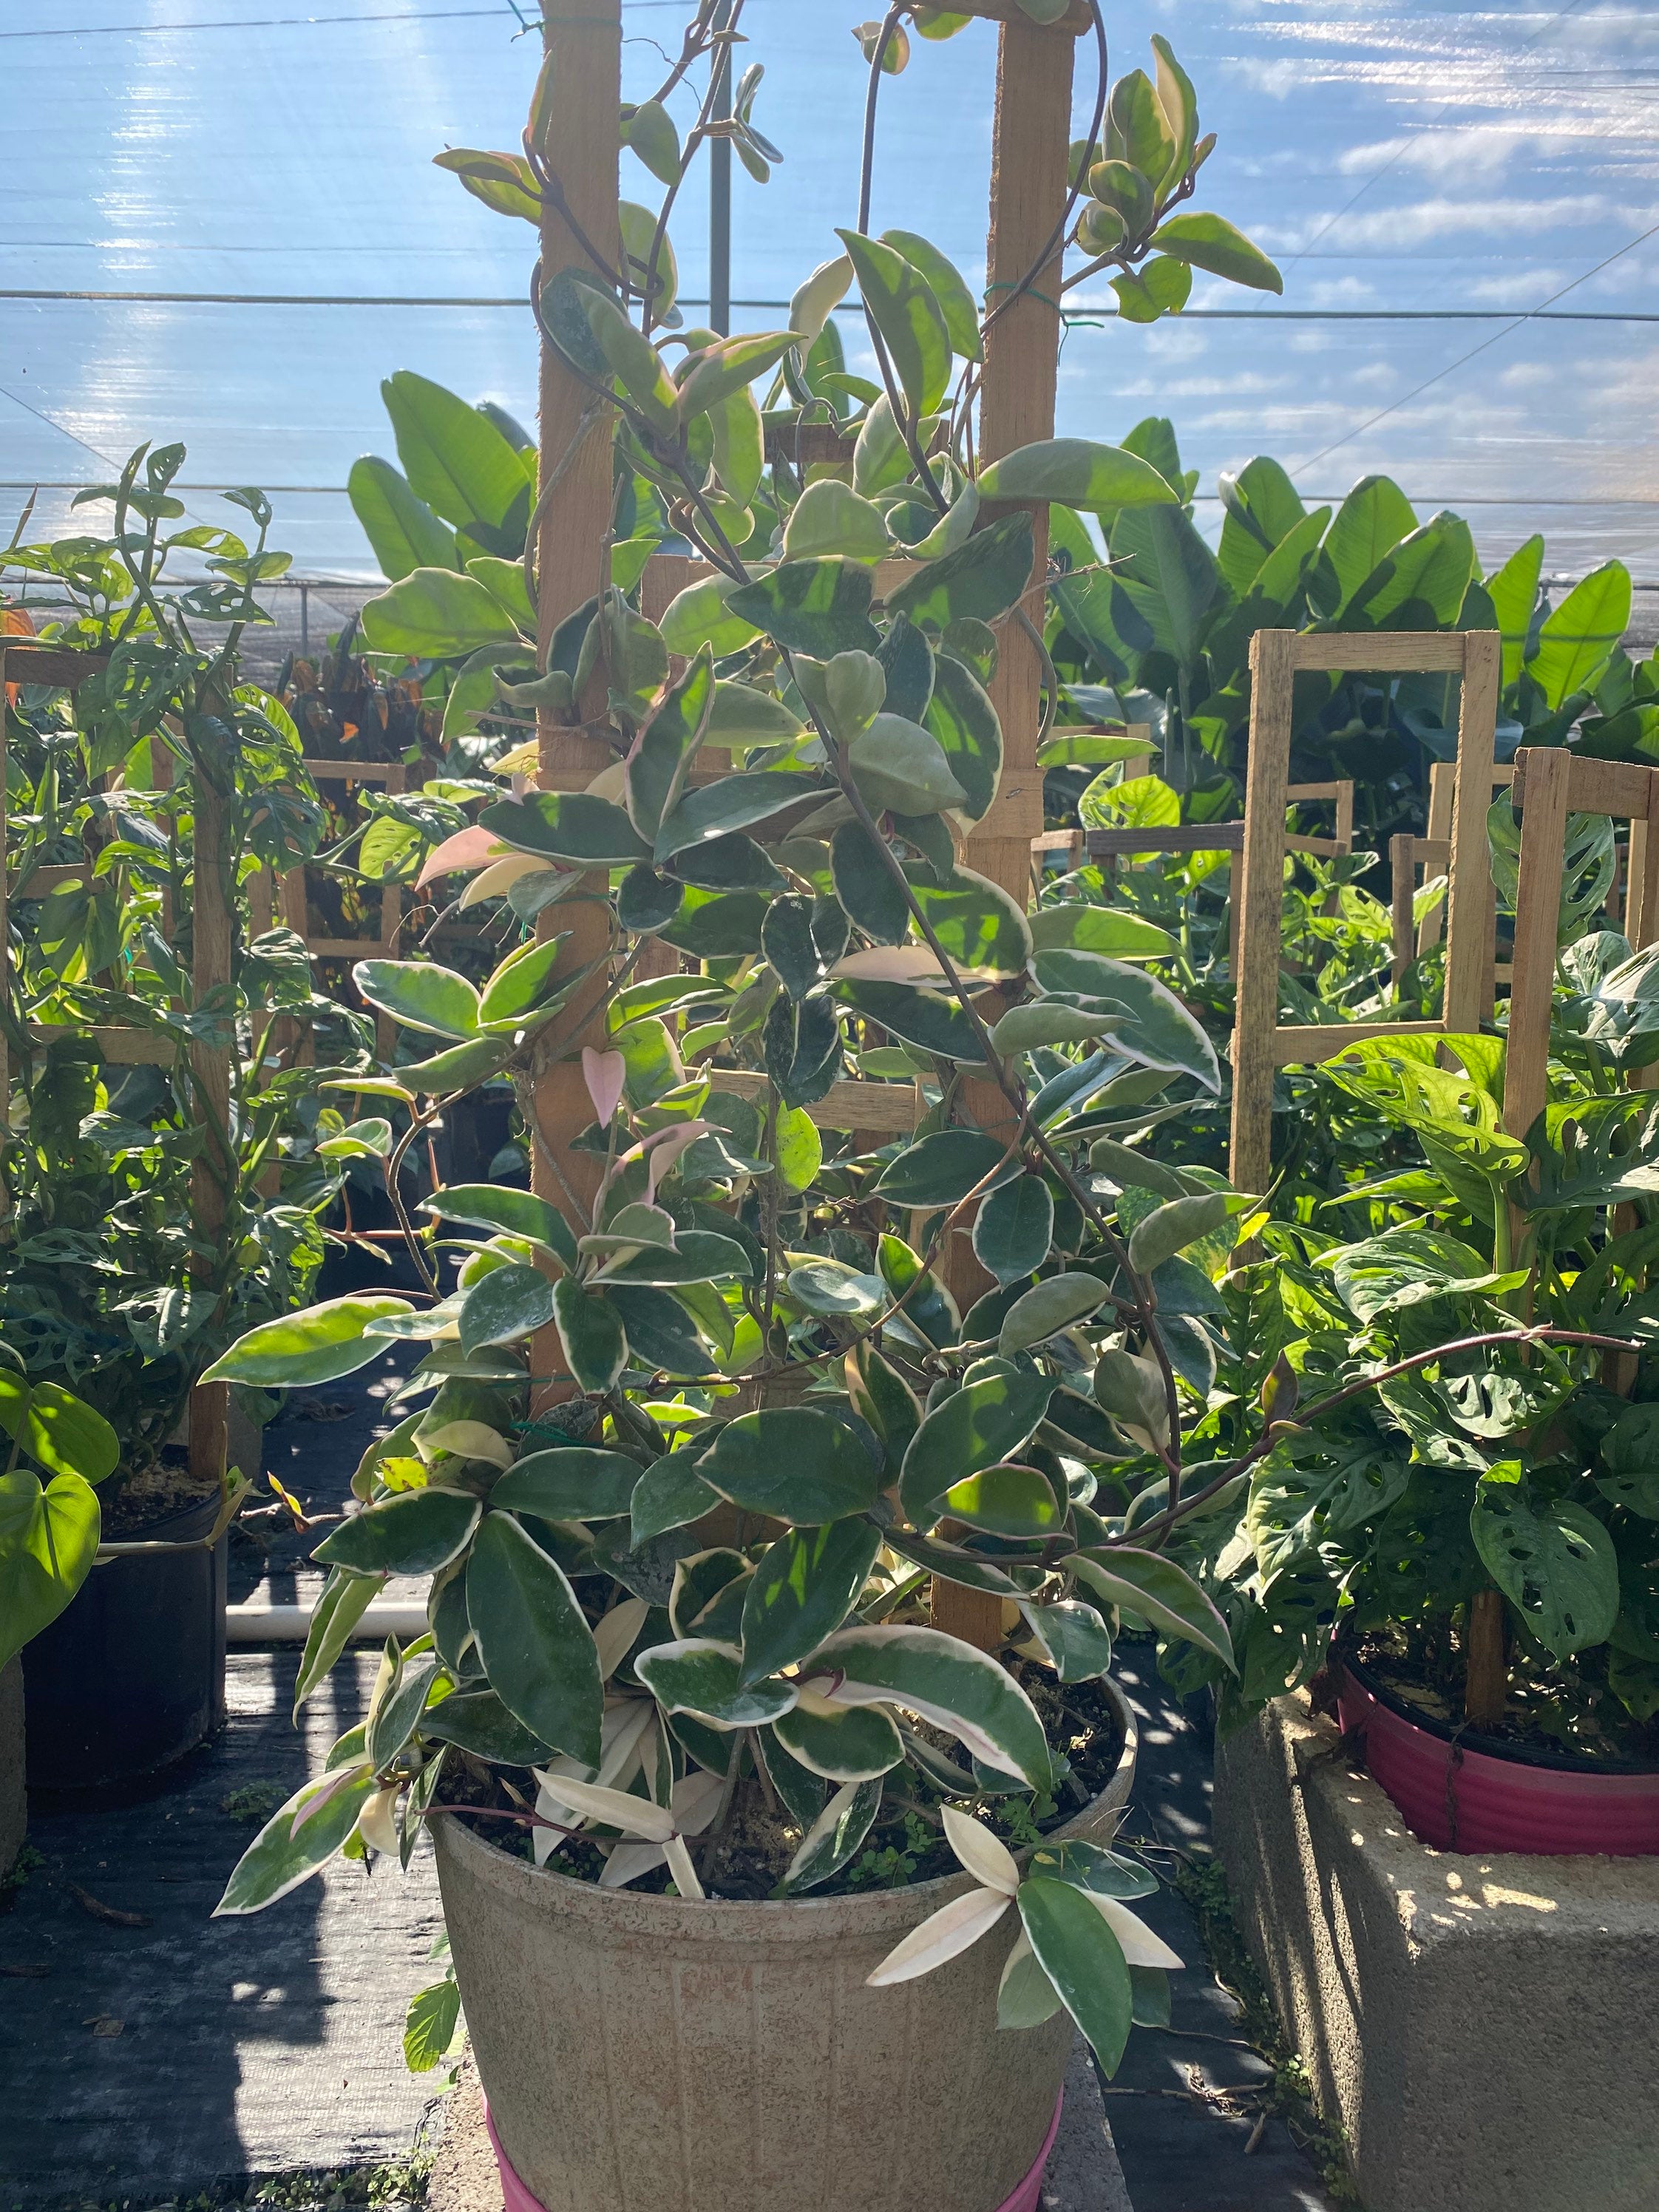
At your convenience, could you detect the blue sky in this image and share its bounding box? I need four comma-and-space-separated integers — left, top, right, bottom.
2, 0, 1656, 577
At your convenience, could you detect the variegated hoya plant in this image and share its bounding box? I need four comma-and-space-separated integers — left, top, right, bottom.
213, 0, 1290, 2075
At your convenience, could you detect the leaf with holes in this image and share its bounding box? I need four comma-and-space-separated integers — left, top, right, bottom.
1470, 1482, 1619, 1660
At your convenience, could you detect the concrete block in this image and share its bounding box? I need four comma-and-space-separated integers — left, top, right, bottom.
430, 2039, 1133, 2212
0, 1659, 24, 1879
1213, 1690, 1659, 2212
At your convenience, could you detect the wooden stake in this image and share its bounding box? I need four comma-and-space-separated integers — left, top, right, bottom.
1228, 628, 1296, 1204
931, 8, 1074, 1655
189, 733, 234, 1491
1442, 629, 1500, 1036
1464, 1587, 1507, 1728
528, 0, 622, 1418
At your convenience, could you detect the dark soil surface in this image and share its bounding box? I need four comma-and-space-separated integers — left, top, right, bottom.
1351, 1625, 1659, 1771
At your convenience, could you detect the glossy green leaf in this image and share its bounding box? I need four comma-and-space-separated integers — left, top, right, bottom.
480, 792, 651, 866
777, 1776, 885, 1893
1323, 476, 1417, 614
214, 1765, 378, 1915
1031, 949, 1220, 1092
294, 1567, 384, 1715
1126, 1191, 1229, 1275
0, 1469, 100, 1672
807, 1624, 1050, 1788
476, 935, 569, 1031
942, 1463, 1062, 1538
997, 1275, 1108, 1354
1026, 905, 1176, 961
879, 228, 982, 361
630, 1447, 719, 1545
314, 1489, 481, 1575
423, 1186, 579, 1269
1470, 1486, 1618, 1660
909, 867, 1032, 974
626, 645, 716, 840
874, 1128, 1011, 1205
468, 1510, 603, 1764
634, 1637, 797, 1728
347, 458, 458, 581
659, 574, 763, 657
832, 977, 985, 1062
203, 1295, 413, 1387
398, 1034, 518, 1096
421, 1686, 549, 1765
676, 330, 804, 424
972, 1175, 1054, 1286
975, 440, 1177, 515
654, 770, 823, 864
847, 713, 966, 816
889, 513, 1034, 630
1068, 1547, 1235, 1669
772, 1698, 904, 1782
699, 1407, 884, 1524
1487, 533, 1544, 687
900, 1371, 1054, 1527
740, 1519, 883, 1684
1021, 1597, 1113, 1682
492, 1448, 642, 1521
381, 368, 532, 538
1150, 211, 1281, 292
360, 567, 523, 659
845, 1340, 923, 1466
457, 1263, 554, 1354
781, 479, 890, 563
1017, 1876, 1133, 2075
726, 558, 881, 657
837, 228, 952, 416
1530, 560, 1632, 710
552, 1279, 628, 1394
352, 959, 479, 1040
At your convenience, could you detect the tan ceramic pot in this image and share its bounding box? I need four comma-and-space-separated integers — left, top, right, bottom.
433, 1676, 1136, 2212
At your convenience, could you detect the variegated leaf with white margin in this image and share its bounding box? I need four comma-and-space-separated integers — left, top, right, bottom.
535, 1773, 677, 1842
1082, 1891, 1184, 1970
997, 1929, 1064, 2029
941, 1805, 1020, 1898
358, 1782, 403, 1857
418, 1420, 514, 1468
461, 853, 560, 909
778, 1775, 883, 1894
866, 1884, 1014, 1987
598, 1768, 726, 1890
532, 1698, 657, 1864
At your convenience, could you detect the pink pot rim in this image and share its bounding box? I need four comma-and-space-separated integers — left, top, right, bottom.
484, 2086, 1065, 2212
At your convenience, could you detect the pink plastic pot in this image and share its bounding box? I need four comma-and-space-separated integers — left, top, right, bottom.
486, 2091, 1065, 2212
1338, 1657, 1659, 1856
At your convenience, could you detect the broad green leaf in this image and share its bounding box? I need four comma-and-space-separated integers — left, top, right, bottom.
403, 1976, 462, 2073
909, 866, 1032, 974
1215, 454, 1307, 597
1323, 476, 1417, 614
852, 393, 911, 497
654, 770, 824, 864
1127, 1191, 1229, 1275
775, 1102, 824, 1192
832, 977, 985, 1062
867, 1883, 1014, 1982
875, 1232, 960, 1351
676, 330, 804, 424
1031, 949, 1220, 1092
433, 144, 540, 221
1111, 255, 1192, 322
1017, 1876, 1133, 2075
458, 1263, 556, 1354
398, 1033, 518, 1096
1150, 33, 1198, 187
314, 1489, 481, 1575
1068, 1547, 1235, 1669
887, 514, 1034, 630
900, 1371, 1055, 1527
831, 818, 909, 943
847, 714, 966, 816
0, 1468, 100, 1671
467, 1510, 603, 1765
1149, 211, 1282, 293
1092, 1348, 1170, 1448
1470, 1486, 1618, 1660
1349, 512, 1475, 631
17, 1384, 118, 1483
773, 1698, 904, 1781
787, 1261, 887, 1320
476, 936, 569, 1031
837, 228, 952, 415
352, 959, 479, 1040
1487, 534, 1544, 686
1027, 904, 1176, 962
660, 574, 763, 657
1027, 1837, 1158, 1900
705, 680, 804, 748
480, 792, 651, 866
998, 1932, 1064, 2029
421, 1685, 549, 1765
347, 457, 458, 581
727, 559, 881, 657
381, 368, 532, 538
781, 479, 889, 563
778, 1776, 884, 1893
1108, 505, 1221, 669
360, 568, 523, 659
1021, 1597, 1114, 1682
990, 1002, 1122, 1054
631, 1447, 719, 1544
874, 1128, 1011, 1206
924, 650, 1002, 821
942, 1463, 1063, 1538
540, 268, 678, 433
739, 1519, 883, 1684
699, 1408, 884, 1524
492, 1448, 642, 1521
1529, 560, 1632, 710
203, 1295, 413, 1388
626, 645, 716, 840
634, 1637, 797, 1727
845, 1340, 924, 1465
424, 1186, 578, 1268
972, 1175, 1054, 1285
552, 1279, 628, 1394
624, 97, 682, 184
1598, 1405, 1659, 1519
975, 440, 1177, 515
1035, 733, 1151, 769
1106, 67, 1174, 182
214, 1766, 377, 1915
998, 1275, 1108, 1354
879, 228, 982, 361
809, 1623, 1050, 1787
1327, 1226, 1501, 1323
294, 1567, 384, 1715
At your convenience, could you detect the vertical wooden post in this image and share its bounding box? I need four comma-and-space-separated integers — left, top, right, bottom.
1442, 630, 1500, 1036
528, 0, 622, 1417
0, 645, 8, 1142
189, 737, 234, 1490
1389, 833, 1417, 985
1501, 747, 1569, 1154
1228, 629, 1295, 1202
930, 12, 1074, 1652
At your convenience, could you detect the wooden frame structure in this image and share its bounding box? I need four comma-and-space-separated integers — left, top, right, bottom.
1389, 762, 1514, 985
1229, 628, 1502, 1198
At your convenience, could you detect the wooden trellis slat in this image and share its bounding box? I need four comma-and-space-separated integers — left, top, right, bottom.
1229, 628, 1501, 1198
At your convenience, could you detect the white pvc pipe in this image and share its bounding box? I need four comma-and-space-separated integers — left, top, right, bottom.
226, 1600, 429, 1643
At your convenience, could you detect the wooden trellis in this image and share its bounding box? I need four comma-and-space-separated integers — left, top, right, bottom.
1229, 628, 1502, 1198
527, 0, 1093, 1651
1389, 762, 1514, 986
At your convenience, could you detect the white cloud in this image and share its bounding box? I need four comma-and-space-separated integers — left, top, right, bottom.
1264, 194, 1612, 254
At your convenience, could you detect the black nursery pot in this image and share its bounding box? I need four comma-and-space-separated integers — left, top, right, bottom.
22, 1490, 227, 1793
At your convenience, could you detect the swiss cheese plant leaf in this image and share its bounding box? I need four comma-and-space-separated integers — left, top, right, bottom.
1470, 1482, 1619, 1660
